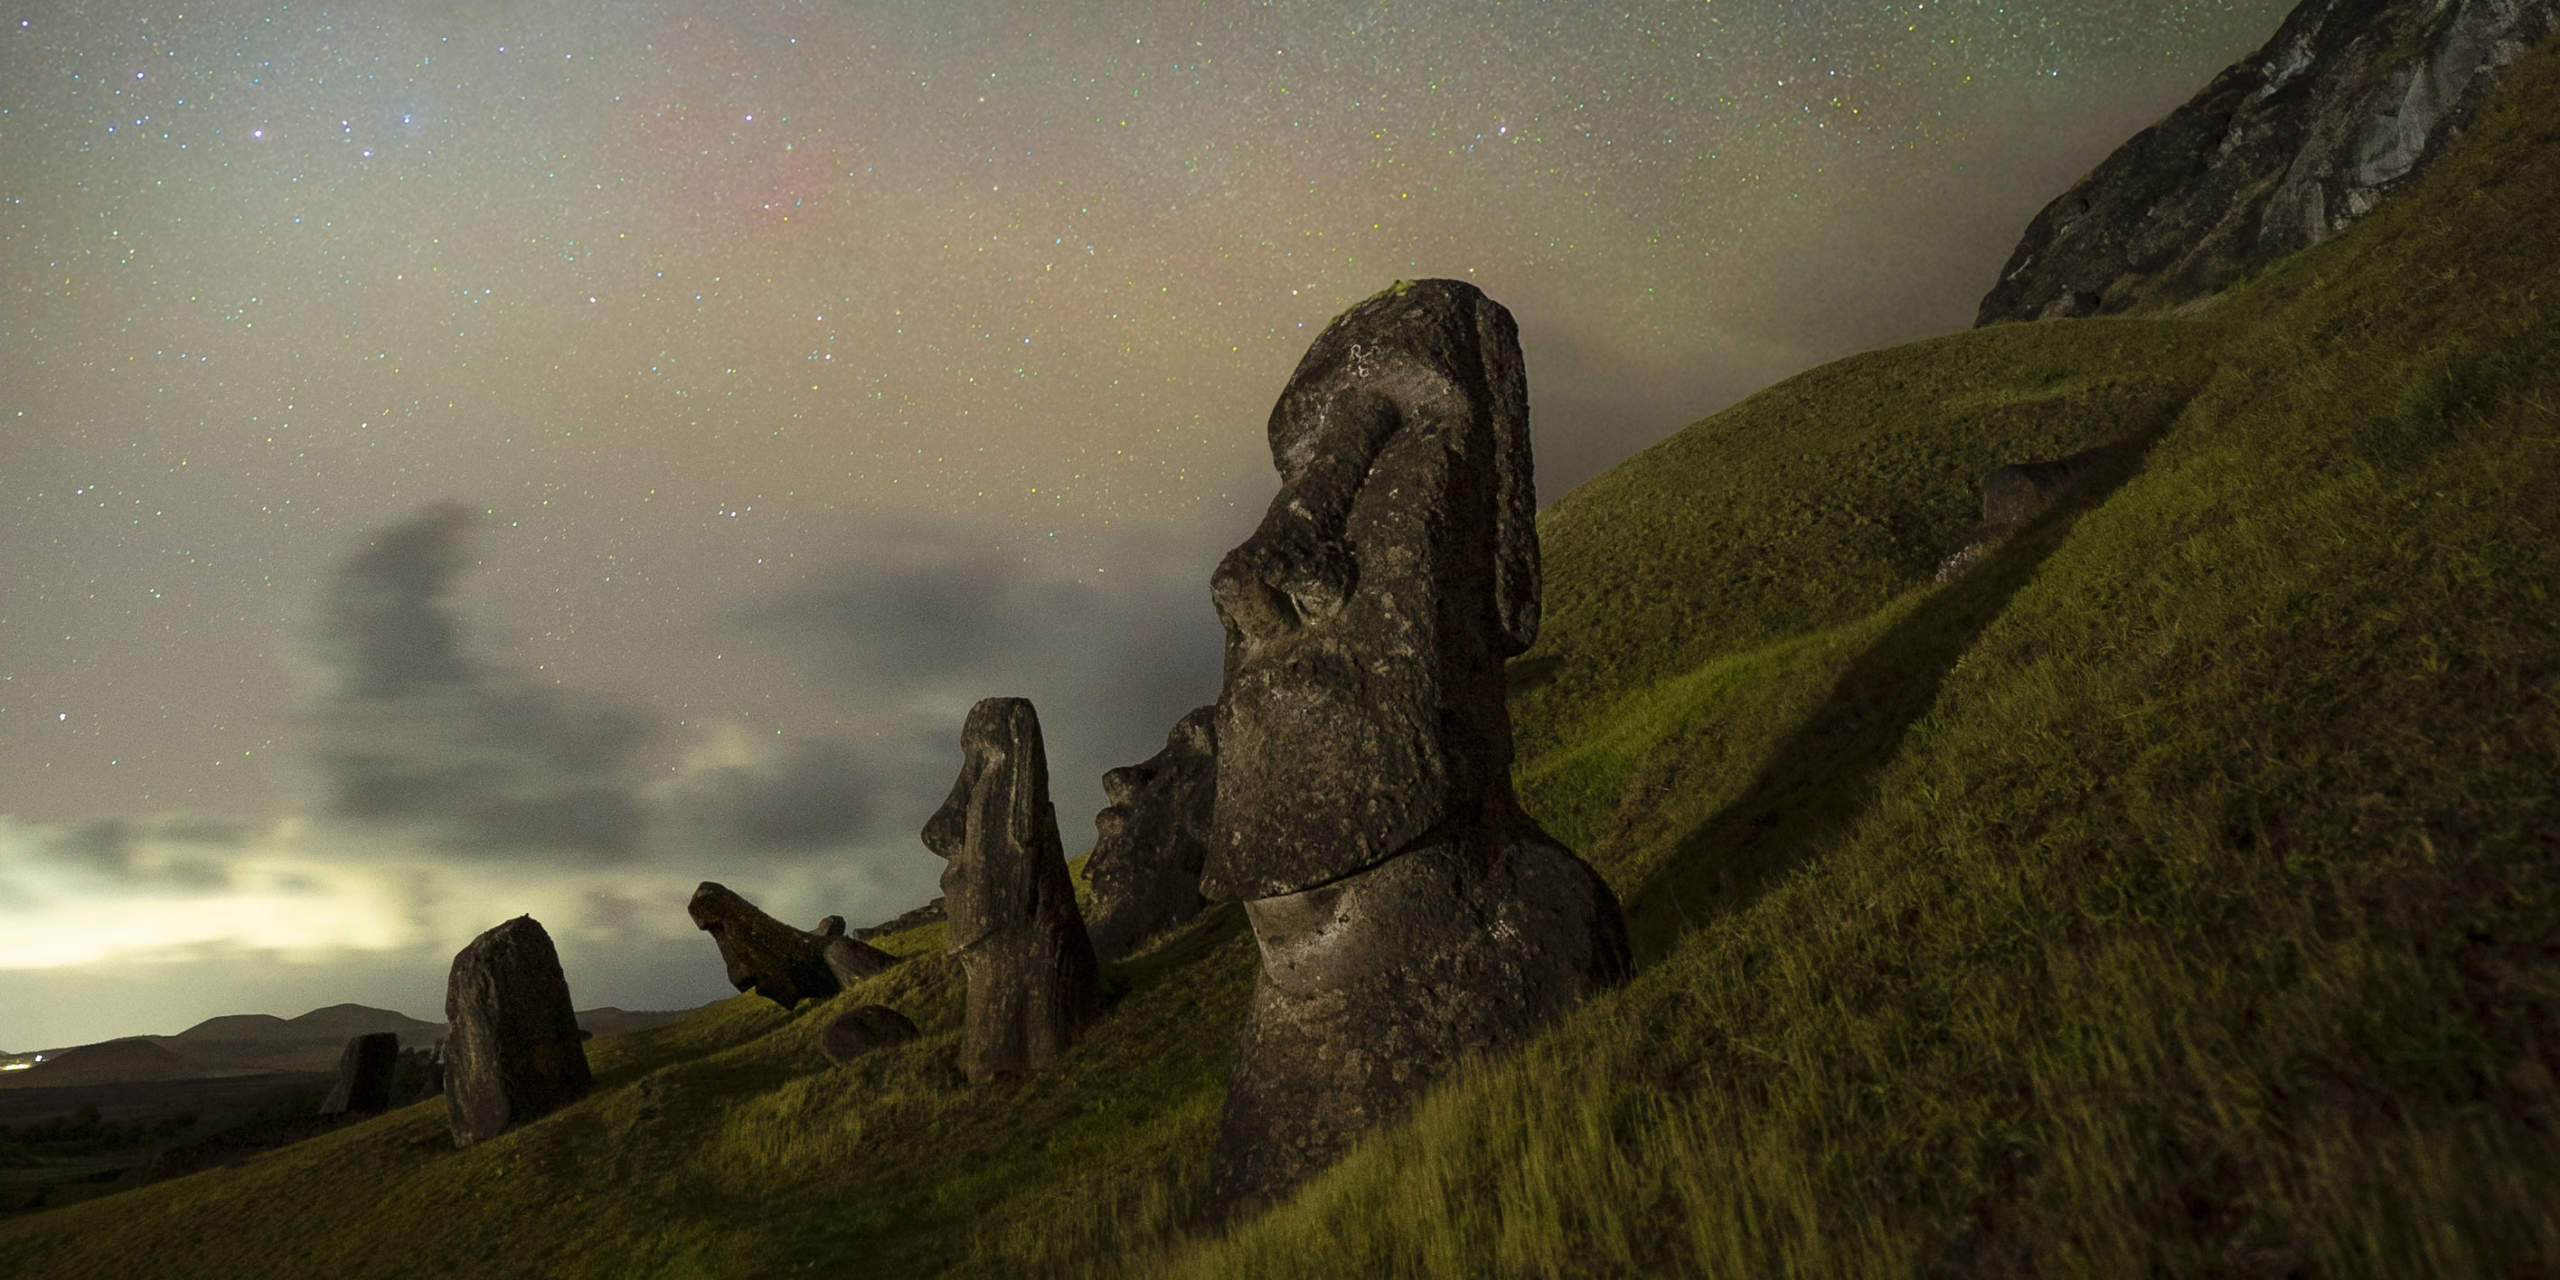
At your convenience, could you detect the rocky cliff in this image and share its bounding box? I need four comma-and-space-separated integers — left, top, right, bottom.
1978, 0, 2556, 324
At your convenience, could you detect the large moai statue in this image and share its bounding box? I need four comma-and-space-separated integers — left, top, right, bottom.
1085, 705, 1219, 960
688, 881, 898, 1009
443, 915, 594, 1148
923, 697, 1103, 1082
1199, 279, 1632, 1216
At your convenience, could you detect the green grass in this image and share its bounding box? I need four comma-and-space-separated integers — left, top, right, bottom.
5, 32, 2558, 1280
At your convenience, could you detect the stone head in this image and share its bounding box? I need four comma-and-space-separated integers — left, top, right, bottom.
923, 696, 1060, 951
1201, 280, 1540, 901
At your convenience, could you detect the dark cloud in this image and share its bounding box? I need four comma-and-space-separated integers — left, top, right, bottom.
312, 504, 895, 862
311, 506, 659, 859
751, 520, 1229, 851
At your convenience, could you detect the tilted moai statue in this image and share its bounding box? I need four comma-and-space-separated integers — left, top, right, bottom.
688, 881, 898, 1010
1085, 704, 1219, 961
924, 697, 1103, 1082
1199, 279, 1632, 1216
443, 915, 592, 1148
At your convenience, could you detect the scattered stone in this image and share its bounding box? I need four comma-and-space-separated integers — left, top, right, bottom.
688, 881, 896, 1009
1085, 705, 1219, 960
1935, 446, 2113, 583
1198, 279, 1631, 1217
442, 915, 593, 1148
1977, 0, 2558, 324
819, 1005, 921, 1065
317, 1031, 400, 1116
924, 697, 1103, 1082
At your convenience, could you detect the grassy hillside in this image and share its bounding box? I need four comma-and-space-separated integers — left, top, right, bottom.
4, 33, 2556, 1280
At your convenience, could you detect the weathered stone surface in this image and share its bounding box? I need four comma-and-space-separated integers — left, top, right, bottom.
819, 1004, 922, 1065
1086, 705, 1219, 960
688, 881, 896, 1009
1979, 0, 2559, 325
1200, 279, 1543, 903
443, 915, 591, 1148
1936, 446, 2114, 582
824, 936, 899, 986
1199, 279, 1631, 1217
923, 697, 1102, 1082
318, 1031, 400, 1116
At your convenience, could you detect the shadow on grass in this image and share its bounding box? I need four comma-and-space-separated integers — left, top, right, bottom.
1625, 430, 2169, 964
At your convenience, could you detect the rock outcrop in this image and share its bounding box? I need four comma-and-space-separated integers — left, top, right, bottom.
317, 1031, 400, 1116
443, 915, 591, 1147
819, 1005, 922, 1065
1935, 446, 2114, 581
1979, 0, 2558, 324
1199, 279, 1632, 1217
923, 697, 1103, 1082
688, 881, 897, 1010
1085, 705, 1219, 960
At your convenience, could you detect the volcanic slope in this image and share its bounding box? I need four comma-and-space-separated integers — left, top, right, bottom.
2, 34, 2556, 1280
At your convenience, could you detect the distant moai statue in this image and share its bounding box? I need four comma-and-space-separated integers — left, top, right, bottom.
923, 697, 1103, 1082
1085, 705, 1219, 960
1199, 280, 1631, 1216
443, 915, 593, 1148
688, 881, 898, 1010
318, 1031, 401, 1116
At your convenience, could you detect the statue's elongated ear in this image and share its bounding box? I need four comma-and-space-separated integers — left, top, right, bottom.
1480, 296, 1540, 655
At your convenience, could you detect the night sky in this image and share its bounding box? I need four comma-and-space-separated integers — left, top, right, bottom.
2, 0, 2291, 1050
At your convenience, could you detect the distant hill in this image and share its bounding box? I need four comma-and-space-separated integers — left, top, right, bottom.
3, 1002, 712, 1090
141, 1003, 446, 1077
0, 1039, 201, 1090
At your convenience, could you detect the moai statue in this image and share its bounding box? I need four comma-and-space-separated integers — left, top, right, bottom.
923, 697, 1103, 1082
318, 1031, 400, 1116
443, 915, 593, 1148
688, 881, 897, 1010
1085, 705, 1219, 961
1199, 279, 1632, 1216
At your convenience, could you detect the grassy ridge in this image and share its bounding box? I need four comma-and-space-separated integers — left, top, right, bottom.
1164, 35, 2560, 1276
4, 33, 2556, 1280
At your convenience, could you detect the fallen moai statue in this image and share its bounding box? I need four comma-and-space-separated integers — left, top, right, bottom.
1085, 704, 1218, 961
1199, 279, 1632, 1217
689, 881, 898, 1010
924, 696, 1103, 1083
443, 915, 592, 1147
318, 1031, 400, 1116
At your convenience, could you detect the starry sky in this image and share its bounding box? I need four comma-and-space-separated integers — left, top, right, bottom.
1, 0, 2293, 1050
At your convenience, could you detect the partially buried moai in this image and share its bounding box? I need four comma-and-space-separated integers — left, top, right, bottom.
1199, 279, 1632, 1216
924, 697, 1102, 1082
442, 915, 592, 1148
1084, 704, 1218, 961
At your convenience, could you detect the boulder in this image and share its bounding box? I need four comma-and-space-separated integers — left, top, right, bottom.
443, 915, 592, 1148
1936, 446, 2115, 582
820, 1005, 922, 1065
688, 881, 897, 1009
1978, 0, 2559, 324
923, 697, 1103, 1082
317, 1031, 400, 1116
1085, 705, 1219, 960
1199, 280, 1631, 1218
